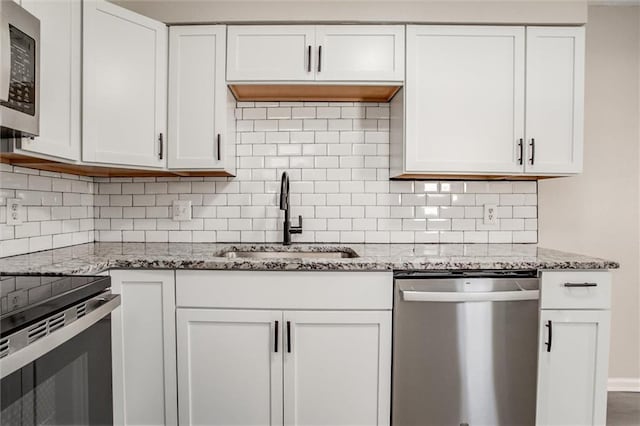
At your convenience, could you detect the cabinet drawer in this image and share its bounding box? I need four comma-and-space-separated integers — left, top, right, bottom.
176, 270, 393, 310
540, 271, 611, 310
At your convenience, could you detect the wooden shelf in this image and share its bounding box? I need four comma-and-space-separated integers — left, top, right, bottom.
228, 84, 402, 102
0, 153, 234, 177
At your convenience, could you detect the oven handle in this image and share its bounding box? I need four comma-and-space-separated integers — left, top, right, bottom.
0, 293, 121, 379
0, 9, 11, 103
400, 289, 539, 302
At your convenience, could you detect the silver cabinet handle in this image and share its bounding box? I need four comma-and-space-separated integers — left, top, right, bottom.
401, 289, 539, 302
317, 45, 322, 72
307, 45, 311, 72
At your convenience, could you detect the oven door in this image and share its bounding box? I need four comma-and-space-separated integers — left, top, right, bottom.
1, 315, 114, 426
0, 0, 40, 137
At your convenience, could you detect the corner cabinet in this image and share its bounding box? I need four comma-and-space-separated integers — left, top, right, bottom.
536, 271, 611, 426
110, 270, 178, 426
168, 26, 236, 173
227, 25, 404, 82
175, 270, 393, 426
391, 25, 585, 178
18, 0, 81, 161
82, 0, 167, 168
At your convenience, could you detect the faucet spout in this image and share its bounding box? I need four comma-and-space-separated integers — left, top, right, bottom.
279, 171, 302, 245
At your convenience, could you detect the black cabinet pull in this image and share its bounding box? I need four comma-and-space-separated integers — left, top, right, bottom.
158, 133, 163, 160
216, 134, 221, 161
317, 46, 322, 72
529, 138, 535, 165
518, 138, 523, 165
274, 321, 279, 353
286, 321, 291, 353
564, 282, 598, 288
545, 320, 552, 352
307, 45, 311, 72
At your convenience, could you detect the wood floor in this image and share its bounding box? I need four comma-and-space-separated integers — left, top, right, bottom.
608, 392, 640, 425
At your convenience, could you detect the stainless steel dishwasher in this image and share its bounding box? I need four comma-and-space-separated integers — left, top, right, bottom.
392, 270, 540, 426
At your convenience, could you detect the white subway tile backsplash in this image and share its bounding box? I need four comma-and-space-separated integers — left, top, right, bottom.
1, 102, 537, 254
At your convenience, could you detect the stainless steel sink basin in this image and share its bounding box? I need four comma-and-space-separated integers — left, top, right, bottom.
220, 249, 358, 259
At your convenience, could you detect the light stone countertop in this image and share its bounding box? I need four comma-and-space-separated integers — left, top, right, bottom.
0, 242, 619, 276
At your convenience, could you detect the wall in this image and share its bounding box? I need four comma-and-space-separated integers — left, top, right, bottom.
0, 164, 95, 257
538, 5, 640, 386
113, 0, 587, 25
91, 102, 538, 244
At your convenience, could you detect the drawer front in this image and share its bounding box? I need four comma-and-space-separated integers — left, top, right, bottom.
176, 270, 393, 310
540, 271, 611, 310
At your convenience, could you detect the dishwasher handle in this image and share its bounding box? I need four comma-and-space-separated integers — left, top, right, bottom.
401, 289, 539, 303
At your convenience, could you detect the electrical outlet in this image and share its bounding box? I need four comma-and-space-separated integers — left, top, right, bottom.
172, 200, 192, 221
7, 289, 27, 311
483, 204, 498, 225
6, 198, 23, 225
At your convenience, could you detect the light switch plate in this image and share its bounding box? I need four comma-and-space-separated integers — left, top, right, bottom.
483, 204, 498, 225
6, 198, 23, 225
172, 200, 192, 221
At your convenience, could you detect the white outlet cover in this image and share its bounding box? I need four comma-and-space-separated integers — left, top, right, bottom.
172, 200, 192, 221
6, 198, 23, 225
484, 204, 498, 225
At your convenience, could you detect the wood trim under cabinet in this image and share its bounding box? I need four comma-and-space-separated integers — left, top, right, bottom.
0, 153, 234, 177
228, 84, 402, 102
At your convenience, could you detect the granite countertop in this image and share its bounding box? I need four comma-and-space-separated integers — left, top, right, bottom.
0, 242, 619, 275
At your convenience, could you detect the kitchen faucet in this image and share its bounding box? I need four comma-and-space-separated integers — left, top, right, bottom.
279, 171, 302, 245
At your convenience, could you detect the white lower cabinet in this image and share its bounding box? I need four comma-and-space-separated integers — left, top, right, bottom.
175, 270, 393, 426
283, 310, 391, 426
176, 309, 283, 426
110, 270, 177, 426
536, 271, 612, 426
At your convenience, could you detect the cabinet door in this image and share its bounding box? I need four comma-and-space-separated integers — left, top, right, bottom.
525, 27, 585, 175
82, 0, 167, 168
110, 270, 177, 426
227, 26, 315, 81
536, 310, 610, 426
19, 0, 80, 161
168, 26, 230, 170
283, 311, 392, 426
176, 309, 283, 426
405, 25, 525, 174
315, 25, 404, 82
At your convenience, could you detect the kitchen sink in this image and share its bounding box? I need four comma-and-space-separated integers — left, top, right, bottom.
219, 248, 358, 259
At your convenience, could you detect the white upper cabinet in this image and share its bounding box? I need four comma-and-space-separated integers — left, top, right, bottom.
404, 25, 525, 175
227, 25, 404, 82
314, 26, 404, 82
525, 26, 585, 174
19, 0, 80, 161
393, 25, 585, 178
283, 310, 391, 426
168, 26, 235, 172
227, 26, 315, 81
82, 0, 167, 168
176, 309, 283, 426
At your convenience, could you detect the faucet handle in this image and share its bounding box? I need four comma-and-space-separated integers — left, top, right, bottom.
291, 215, 303, 233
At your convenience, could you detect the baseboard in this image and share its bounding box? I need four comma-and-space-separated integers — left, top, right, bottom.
608, 377, 640, 392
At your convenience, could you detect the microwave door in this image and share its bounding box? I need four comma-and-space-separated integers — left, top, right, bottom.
0, 2, 10, 103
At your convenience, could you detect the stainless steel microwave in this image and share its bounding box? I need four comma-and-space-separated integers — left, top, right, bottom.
0, 0, 39, 138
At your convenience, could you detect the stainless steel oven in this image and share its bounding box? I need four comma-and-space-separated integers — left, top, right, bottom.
0, 275, 120, 426
0, 0, 40, 137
